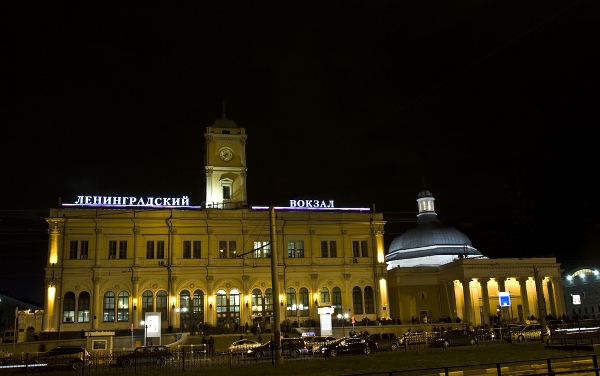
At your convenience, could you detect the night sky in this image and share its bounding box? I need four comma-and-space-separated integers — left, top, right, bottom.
2, 0, 599, 305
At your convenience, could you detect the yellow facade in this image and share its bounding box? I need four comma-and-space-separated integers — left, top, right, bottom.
42, 116, 387, 336
387, 258, 566, 325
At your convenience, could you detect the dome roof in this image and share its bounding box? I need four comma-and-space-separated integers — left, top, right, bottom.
386, 189, 484, 268
213, 115, 238, 128
388, 221, 478, 260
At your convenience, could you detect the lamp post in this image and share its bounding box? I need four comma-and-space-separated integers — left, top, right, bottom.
141, 320, 148, 346
338, 313, 348, 337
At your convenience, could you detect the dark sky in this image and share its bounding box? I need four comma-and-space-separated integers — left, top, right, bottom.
2, 0, 599, 305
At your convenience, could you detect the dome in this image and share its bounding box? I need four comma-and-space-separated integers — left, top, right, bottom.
213, 115, 238, 128
386, 190, 484, 269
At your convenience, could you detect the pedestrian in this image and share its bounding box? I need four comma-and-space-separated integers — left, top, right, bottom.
245, 321, 249, 333
256, 323, 261, 336
208, 336, 215, 353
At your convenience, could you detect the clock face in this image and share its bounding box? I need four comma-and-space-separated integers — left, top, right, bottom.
219, 148, 234, 162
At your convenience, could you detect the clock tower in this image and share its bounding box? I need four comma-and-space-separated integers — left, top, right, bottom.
204, 113, 248, 209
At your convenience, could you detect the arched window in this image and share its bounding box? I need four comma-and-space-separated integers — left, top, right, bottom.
364, 286, 375, 314
180, 290, 191, 313
230, 289, 241, 327
332, 287, 342, 316
286, 288, 297, 316
193, 290, 204, 325
103, 292, 115, 322
180, 290, 191, 331
216, 289, 227, 325
78, 292, 90, 323
142, 290, 153, 317
63, 292, 75, 323
193, 290, 204, 314
156, 290, 167, 320
352, 287, 363, 314
252, 288, 263, 315
117, 291, 129, 322
320, 287, 330, 304
299, 288, 309, 316
265, 288, 273, 316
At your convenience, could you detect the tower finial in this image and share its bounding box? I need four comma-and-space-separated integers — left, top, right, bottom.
422, 175, 427, 189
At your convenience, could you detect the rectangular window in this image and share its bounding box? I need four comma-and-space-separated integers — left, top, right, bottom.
118, 241, 127, 259
219, 240, 237, 258
352, 240, 369, 257
321, 241, 337, 258
69, 241, 78, 259
80, 241, 89, 259
253, 241, 271, 258
223, 186, 231, 199
321, 241, 328, 258
146, 241, 155, 259
193, 241, 201, 258
287, 240, 304, 258
108, 241, 117, 259
330, 241, 337, 257
157, 241, 165, 259
183, 241, 201, 259
183, 241, 191, 259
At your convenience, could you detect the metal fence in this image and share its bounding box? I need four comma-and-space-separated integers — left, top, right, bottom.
0, 333, 524, 376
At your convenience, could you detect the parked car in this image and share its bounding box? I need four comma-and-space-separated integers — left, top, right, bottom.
431, 330, 478, 347
33, 346, 92, 370
246, 338, 309, 359
398, 331, 428, 345
507, 324, 543, 342
317, 337, 373, 357
228, 339, 261, 354
0, 349, 12, 365
1, 330, 15, 343
367, 333, 400, 351
116, 346, 174, 367
305, 336, 336, 354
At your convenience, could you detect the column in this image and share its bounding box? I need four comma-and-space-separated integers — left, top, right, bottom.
92, 278, 101, 330
52, 279, 62, 333
132, 227, 140, 266
342, 229, 349, 265
242, 230, 249, 267
309, 229, 316, 265
373, 229, 385, 264
344, 273, 352, 319
479, 278, 491, 326
551, 277, 566, 317
517, 277, 531, 319
94, 228, 102, 266
206, 276, 214, 325
169, 276, 177, 328
242, 275, 250, 324
311, 274, 319, 318
43, 279, 55, 331
169, 229, 178, 266
462, 278, 473, 324
132, 277, 140, 328
207, 229, 213, 265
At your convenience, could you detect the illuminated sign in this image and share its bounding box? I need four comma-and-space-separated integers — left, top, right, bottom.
499, 292, 511, 307
63, 196, 201, 209
252, 200, 370, 212
145, 312, 162, 339
573, 294, 581, 305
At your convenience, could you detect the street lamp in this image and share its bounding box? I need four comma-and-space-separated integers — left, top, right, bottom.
338, 313, 349, 337
141, 320, 148, 346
